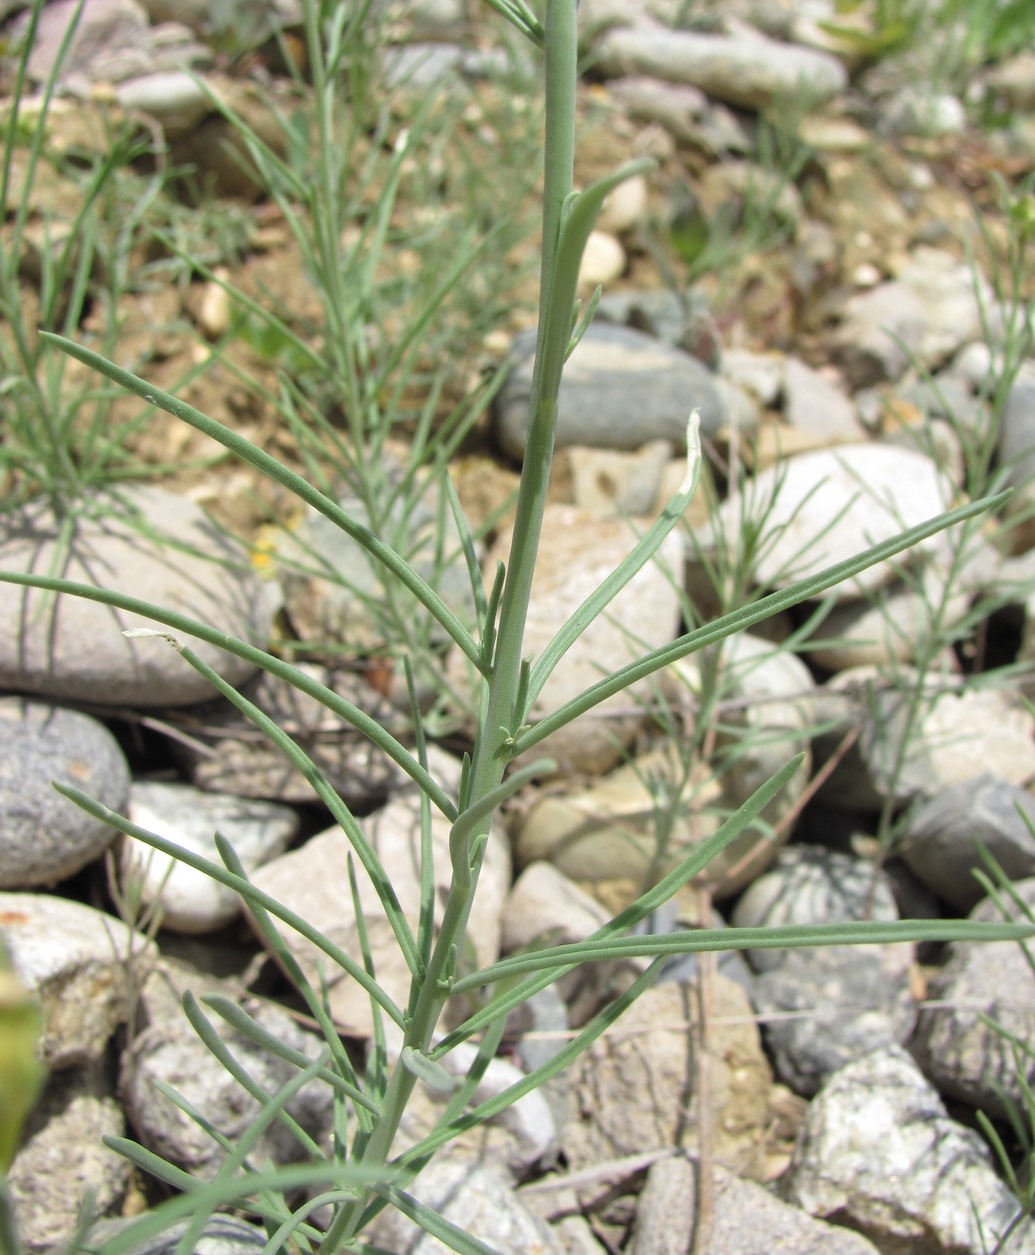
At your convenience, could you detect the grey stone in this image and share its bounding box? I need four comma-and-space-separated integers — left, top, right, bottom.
834, 281, 930, 388
594, 27, 847, 113
733, 847, 901, 971
173, 662, 398, 806
366, 1159, 566, 1254
250, 747, 509, 1037
562, 978, 772, 1173
914, 877, 1035, 1121
89, 1215, 267, 1255
122, 965, 333, 1178
882, 87, 967, 138
895, 246, 994, 369
785, 1046, 1035, 1255
732, 848, 914, 1094
814, 670, 1035, 810
0, 697, 129, 887
8, 1063, 130, 1255
999, 364, 1035, 490
273, 471, 476, 669
493, 324, 729, 462
781, 356, 864, 442
604, 76, 709, 146
689, 1163, 883, 1255
751, 946, 916, 1095
474, 505, 683, 776
628, 1153, 695, 1255
121, 781, 299, 933
0, 891, 156, 1070
0, 487, 272, 707
116, 70, 211, 134
716, 443, 953, 601
898, 774, 1035, 911
22, 0, 209, 91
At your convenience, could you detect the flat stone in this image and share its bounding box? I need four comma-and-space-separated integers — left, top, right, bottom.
0, 697, 129, 887
720, 443, 952, 601
476, 505, 683, 776
494, 324, 728, 461
121, 781, 299, 933
595, 28, 847, 112
0, 487, 272, 707
249, 748, 509, 1037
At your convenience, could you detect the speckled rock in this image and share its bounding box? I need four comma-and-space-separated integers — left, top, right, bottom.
785, 1046, 1035, 1255
8, 1063, 130, 1255
0, 697, 129, 887
0, 892, 156, 1070
914, 877, 1035, 1121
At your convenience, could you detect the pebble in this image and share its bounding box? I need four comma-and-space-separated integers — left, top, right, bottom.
174, 662, 399, 806
882, 87, 967, 138
780, 356, 865, 443
578, 229, 626, 288
716, 442, 953, 601
366, 1159, 566, 1255
914, 877, 1035, 1121
493, 324, 730, 461
998, 362, 1035, 491
732, 848, 914, 1094
0, 486, 272, 707
815, 671, 1035, 809
567, 439, 673, 517
562, 977, 773, 1173
594, 27, 847, 113
250, 747, 510, 1036
0, 697, 129, 887
122, 961, 333, 1178
23, 0, 210, 91
88, 1216, 267, 1255
898, 774, 1035, 910
475, 505, 683, 777
273, 472, 476, 669
0, 891, 156, 1069
121, 781, 299, 933
8, 1063, 130, 1255
785, 1046, 1035, 1255
833, 281, 931, 387
667, 1161, 883, 1255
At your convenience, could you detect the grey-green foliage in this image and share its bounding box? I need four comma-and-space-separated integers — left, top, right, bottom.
0, 0, 226, 520
0, 2, 1033, 1253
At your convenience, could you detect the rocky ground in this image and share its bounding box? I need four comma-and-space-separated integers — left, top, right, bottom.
3, 0, 1035, 1253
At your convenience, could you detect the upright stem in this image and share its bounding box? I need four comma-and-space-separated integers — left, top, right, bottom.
324, 3, 580, 1243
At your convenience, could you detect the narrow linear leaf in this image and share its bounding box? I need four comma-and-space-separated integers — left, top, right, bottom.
453, 918, 1035, 992
38, 331, 485, 672
55, 782, 406, 1027
514, 490, 1011, 754
0, 570, 455, 819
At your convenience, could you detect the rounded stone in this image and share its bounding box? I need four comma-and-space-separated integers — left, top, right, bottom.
0, 486, 272, 707
0, 698, 129, 887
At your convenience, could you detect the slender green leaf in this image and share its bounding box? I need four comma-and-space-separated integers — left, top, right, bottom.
514, 490, 1011, 754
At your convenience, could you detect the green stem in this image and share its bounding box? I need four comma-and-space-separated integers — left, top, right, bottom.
320, 4, 581, 1244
